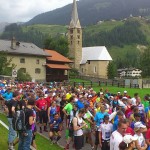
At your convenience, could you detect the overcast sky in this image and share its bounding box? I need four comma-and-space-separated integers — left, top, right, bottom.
0, 0, 73, 23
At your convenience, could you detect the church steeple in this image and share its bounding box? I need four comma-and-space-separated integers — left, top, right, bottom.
68, 0, 82, 70
69, 0, 81, 29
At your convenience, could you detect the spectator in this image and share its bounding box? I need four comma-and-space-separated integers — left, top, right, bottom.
99, 115, 113, 150
110, 119, 128, 150
72, 108, 87, 150
119, 134, 138, 150
18, 98, 35, 150
134, 122, 147, 150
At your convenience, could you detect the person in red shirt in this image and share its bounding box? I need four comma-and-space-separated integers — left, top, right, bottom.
44, 92, 53, 108
146, 128, 150, 149
126, 120, 134, 136
36, 94, 48, 133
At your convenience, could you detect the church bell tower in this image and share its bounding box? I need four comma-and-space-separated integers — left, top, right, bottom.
68, 0, 82, 70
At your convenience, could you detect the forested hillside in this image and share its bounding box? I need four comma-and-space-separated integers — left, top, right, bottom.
26, 0, 150, 26
1, 17, 150, 69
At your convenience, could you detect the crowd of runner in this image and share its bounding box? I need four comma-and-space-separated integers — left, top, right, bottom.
0, 80, 150, 150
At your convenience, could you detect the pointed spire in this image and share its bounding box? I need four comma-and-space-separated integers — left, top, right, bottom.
70, 0, 81, 28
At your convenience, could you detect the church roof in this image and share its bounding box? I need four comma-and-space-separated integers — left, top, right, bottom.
80, 46, 112, 64
69, 0, 81, 28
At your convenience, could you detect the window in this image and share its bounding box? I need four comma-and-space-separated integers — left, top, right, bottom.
20, 58, 25, 63
78, 41, 80, 45
71, 41, 72, 45
82, 68, 83, 73
77, 35, 80, 39
94, 66, 97, 73
36, 59, 40, 64
35, 68, 41, 74
20, 68, 26, 73
70, 35, 73, 39
77, 29, 80, 34
70, 29, 73, 34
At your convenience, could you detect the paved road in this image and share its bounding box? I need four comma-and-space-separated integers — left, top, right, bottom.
37, 123, 95, 150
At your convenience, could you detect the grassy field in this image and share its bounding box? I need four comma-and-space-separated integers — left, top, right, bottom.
0, 113, 63, 150
69, 78, 150, 99
22, 24, 67, 37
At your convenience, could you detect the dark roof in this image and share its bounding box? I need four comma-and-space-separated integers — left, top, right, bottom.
0, 39, 50, 57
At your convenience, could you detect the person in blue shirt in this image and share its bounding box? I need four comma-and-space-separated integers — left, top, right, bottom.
2, 88, 13, 101
94, 104, 108, 149
49, 113, 62, 144
76, 96, 84, 110
113, 111, 124, 131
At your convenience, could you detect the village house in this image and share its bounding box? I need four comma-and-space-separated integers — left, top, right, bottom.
118, 68, 142, 78
0, 37, 49, 81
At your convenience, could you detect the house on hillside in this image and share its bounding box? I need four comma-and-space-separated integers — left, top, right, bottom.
80, 46, 112, 78
0, 37, 49, 81
118, 68, 142, 78
44, 50, 73, 82
68, 0, 112, 79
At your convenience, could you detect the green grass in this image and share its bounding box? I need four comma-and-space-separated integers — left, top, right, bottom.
0, 113, 63, 150
0, 124, 9, 149
69, 78, 150, 99
22, 24, 67, 37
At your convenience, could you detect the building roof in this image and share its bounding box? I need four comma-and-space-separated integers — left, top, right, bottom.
69, 0, 81, 28
47, 64, 71, 70
0, 39, 49, 56
45, 49, 73, 63
80, 46, 112, 64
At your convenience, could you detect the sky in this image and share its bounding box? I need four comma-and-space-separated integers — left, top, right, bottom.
0, 0, 73, 23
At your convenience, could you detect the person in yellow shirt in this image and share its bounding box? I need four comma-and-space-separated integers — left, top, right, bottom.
66, 90, 72, 101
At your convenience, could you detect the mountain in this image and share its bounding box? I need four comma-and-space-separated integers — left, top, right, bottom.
0, 22, 10, 33
26, 0, 150, 26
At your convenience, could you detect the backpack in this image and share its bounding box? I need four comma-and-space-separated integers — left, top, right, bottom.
12, 109, 26, 132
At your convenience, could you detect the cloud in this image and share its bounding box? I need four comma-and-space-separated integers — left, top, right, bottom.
0, 0, 72, 23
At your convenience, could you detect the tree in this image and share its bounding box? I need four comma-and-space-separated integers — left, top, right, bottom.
140, 47, 150, 77
107, 61, 117, 79
17, 69, 32, 82
0, 52, 16, 76
44, 36, 69, 57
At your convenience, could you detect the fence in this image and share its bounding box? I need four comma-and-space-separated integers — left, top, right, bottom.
44, 80, 140, 89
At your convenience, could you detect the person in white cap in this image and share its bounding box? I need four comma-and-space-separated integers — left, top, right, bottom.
119, 134, 138, 150
134, 122, 147, 150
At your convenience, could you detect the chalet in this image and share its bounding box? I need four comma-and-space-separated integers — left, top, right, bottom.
44, 50, 73, 82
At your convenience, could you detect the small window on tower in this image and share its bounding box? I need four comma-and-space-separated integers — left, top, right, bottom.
71, 41, 73, 45
78, 41, 80, 45
70, 29, 73, 34
77, 35, 80, 39
77, 29, 80, 34
70, 35, 73, 39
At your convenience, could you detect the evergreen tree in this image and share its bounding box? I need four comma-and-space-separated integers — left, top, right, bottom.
107, 61, 117, 79
140, 47, 150, 77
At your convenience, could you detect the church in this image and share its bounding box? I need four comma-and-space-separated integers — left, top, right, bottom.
68, 0, 112, 79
